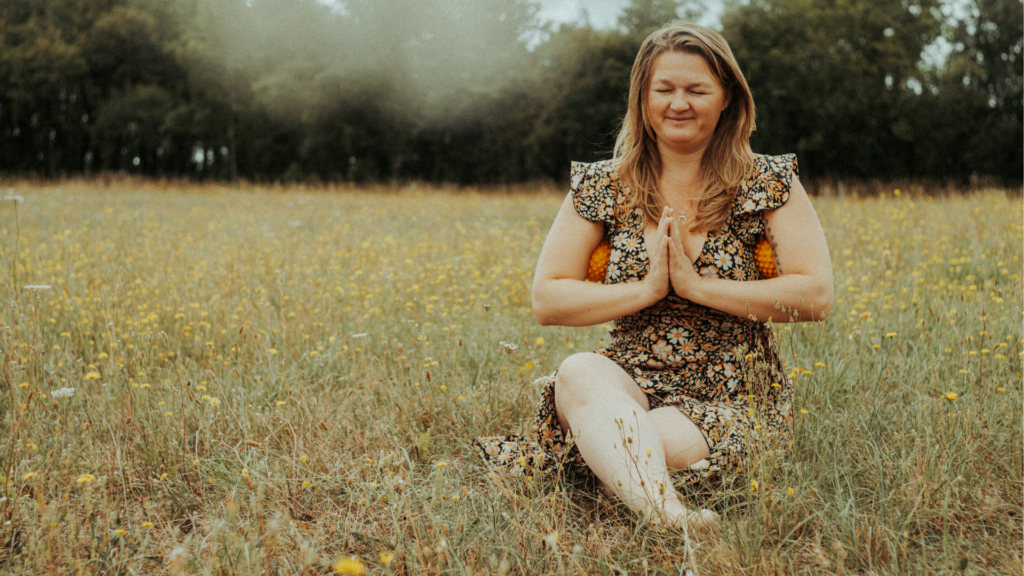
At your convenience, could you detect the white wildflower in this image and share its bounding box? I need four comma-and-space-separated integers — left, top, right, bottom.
168, 546, 188, 569
351, 333, 368, 338
4, 195, 23, 203
50, 387, 75, 398
24, 285, 52, 291
499, 341, 518, 355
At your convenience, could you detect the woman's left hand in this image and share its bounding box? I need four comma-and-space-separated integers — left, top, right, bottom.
666, 209, 704, 299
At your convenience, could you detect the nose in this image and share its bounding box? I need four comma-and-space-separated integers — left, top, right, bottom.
669, 92, 690, 111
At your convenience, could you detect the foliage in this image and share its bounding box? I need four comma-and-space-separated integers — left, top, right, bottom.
0, 0, 1020, 183
0, 179, 1019, 573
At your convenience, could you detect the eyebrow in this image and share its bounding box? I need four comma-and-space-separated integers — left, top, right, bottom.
651, 78, 712, 88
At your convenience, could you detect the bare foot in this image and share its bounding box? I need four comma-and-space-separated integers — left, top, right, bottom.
646, 505, 719, 532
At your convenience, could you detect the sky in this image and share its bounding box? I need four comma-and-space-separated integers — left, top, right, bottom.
533, 0, 631, 29
533, 0, 725, 32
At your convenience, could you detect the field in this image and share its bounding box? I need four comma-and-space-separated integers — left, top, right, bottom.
0, 178, 1020, 575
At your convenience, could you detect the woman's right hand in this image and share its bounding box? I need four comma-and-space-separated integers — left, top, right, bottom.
641, 207, 672, 304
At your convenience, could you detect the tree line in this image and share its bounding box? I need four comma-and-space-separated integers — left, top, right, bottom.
0, 0, 1020, 184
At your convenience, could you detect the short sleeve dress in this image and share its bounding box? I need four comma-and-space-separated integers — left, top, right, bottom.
473, 154, 799, 488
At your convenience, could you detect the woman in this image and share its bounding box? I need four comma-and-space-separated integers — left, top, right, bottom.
474, 21, 833, 529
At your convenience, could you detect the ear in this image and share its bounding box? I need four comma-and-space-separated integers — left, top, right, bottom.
721, 88, 732, 111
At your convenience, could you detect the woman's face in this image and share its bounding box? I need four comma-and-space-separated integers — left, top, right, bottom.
645, 50, 730, 155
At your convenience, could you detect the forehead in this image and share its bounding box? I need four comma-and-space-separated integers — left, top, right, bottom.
649, 51, 718, 85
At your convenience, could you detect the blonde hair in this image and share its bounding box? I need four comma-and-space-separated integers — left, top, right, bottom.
612, 21, 756, 232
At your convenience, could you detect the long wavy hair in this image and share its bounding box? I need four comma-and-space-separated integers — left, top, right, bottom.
612, 21, 756, 232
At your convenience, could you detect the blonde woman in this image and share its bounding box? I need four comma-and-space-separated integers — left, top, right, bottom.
475, 21, 833, 529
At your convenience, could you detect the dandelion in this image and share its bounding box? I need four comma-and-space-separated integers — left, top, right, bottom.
76, 473, 95, 484
499, 341, 518, 355
787, 487, 794, 495
334, 557, 365, 574
885, 332, 897, 338
750, 479, 758, 492
799, 409, 809, 414
944, 392, 958, 402
536, 337, 545, 346
300, 454, 307, 463
114, 529, 126, 535
380, 551, 394, 566
83, 372, 101, 380
301, 481, 311, 489
22, 472, 37, 480
436, 461, 447, 468
142, 522, 154, 527
208, 397, 220, 407
51, 387, 76, 398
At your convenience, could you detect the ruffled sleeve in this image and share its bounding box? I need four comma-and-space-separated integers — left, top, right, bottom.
734, 154, 798, 216
570, 161, 618, 226
730, 154, 798, 244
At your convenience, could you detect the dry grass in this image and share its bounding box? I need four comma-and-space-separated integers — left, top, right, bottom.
0, 177, 1020, 575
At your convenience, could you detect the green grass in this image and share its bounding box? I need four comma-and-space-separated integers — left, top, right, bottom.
0, 178, 1020, 574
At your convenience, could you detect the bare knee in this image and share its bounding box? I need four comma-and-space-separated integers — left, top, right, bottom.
554, 353, 607, 396
554, 353, 650, 412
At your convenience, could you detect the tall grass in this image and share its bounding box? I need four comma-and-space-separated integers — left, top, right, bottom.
0, 178, 1020, 574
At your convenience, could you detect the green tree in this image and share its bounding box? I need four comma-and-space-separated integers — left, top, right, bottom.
722, 0, 944, 178
619, 0, 706, 38
924, 0, 1023, 180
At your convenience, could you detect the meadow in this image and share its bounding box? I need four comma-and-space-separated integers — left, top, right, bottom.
0, 178, 1020, 575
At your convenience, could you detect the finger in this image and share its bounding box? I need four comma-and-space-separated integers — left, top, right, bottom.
655, 235, 669, 265
668, 216, 685, 259
657, 210, 671, 237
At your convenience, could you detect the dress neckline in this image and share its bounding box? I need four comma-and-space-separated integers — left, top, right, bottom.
635, 209, 717, 276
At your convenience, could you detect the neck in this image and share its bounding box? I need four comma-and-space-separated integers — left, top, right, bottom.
658, 144, 706, 199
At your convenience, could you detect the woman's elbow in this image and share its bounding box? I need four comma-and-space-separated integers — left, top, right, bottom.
809, 281, 834, 321
531, 291, 556, 326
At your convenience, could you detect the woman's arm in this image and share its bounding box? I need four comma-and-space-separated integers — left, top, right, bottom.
532, 195, 673, 327
668, 176, 834, 323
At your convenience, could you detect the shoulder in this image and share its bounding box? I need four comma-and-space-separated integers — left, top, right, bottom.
570, 160, 622, 224
733, 153, 799, 215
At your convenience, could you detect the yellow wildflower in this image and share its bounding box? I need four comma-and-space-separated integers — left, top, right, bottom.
334, 557, 365, 574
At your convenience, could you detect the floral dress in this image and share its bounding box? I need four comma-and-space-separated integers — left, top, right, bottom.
473, 154, 799, 488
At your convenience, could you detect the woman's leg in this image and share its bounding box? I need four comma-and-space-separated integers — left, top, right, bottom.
646, 407, 712, 471
553, 353, 715, 527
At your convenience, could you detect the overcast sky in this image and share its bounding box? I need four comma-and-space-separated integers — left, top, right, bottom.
534, 0, 631, 29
